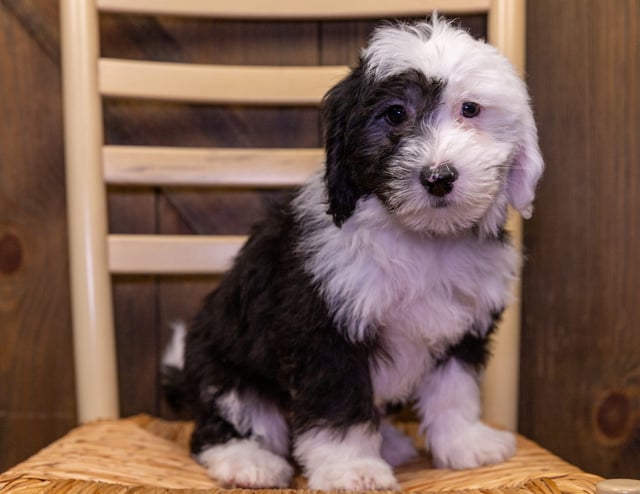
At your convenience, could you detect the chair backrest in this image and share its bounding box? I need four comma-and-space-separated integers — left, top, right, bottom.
60, 0, 526, 429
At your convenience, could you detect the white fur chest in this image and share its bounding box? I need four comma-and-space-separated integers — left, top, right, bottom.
295, 189, 519, 404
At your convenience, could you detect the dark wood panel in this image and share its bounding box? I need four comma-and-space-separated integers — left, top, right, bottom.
0, 0, 59, 63
521, 0, 640, 477
108, 187, 158, 416
320, 15, 486, 66
0, 416, 73, 471
0, 0, 75, 471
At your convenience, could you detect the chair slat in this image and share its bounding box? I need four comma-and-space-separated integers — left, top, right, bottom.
108, 234, 245, 274
99, 59, 348, 105
96, 0, 490, 18
103, 146, 324, 187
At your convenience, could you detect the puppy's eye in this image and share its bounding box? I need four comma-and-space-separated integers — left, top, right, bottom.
461, 101, 481, 118
384, 105, 407, 125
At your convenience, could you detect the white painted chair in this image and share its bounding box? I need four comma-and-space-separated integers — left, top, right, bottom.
61, 0, 526, 429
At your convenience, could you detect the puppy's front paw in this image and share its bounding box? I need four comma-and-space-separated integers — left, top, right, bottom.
430, 422, 516, 469
198, 439, 293, 488
307, 458, 399, 491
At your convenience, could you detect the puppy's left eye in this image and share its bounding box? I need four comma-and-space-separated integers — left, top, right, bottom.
384, 105, 407, 125
461, 101, 481, 118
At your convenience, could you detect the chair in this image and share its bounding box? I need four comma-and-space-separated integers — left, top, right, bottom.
67, 0, 525, 431
0, 0, 605, 492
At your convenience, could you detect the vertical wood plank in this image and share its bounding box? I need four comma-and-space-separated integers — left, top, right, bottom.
0, 0, 60, 62
0, 0, 75, 470
108, 188, 158, 416
522, 0, 640, 477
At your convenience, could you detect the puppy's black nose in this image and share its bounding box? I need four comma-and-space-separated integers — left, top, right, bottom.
420, 163, 459, 197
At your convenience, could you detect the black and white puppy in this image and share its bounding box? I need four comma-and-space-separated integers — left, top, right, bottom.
163, 17, 544, 491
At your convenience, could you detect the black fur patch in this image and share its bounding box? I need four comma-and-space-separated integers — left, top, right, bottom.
190, 410, 246, 455
322, 64, 444, 226
160, 363, 186, 414
441, 310, 503, 371
180, 199, 380, 454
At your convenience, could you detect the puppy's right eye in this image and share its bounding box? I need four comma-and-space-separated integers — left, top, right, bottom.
461, 101, 481, 118
384, 105, 407, 125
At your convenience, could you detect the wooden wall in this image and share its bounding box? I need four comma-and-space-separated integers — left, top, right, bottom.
0, 0, 638, 478
0, 0, 76, 471
520, 0, 640, 478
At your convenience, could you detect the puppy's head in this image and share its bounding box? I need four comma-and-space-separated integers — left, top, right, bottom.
322, 18, 543, 236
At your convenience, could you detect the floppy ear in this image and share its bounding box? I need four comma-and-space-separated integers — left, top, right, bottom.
322, 65, 366, 227
507, 110, 544, 219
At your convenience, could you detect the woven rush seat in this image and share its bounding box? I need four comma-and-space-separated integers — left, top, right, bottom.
0, 415, 602, 494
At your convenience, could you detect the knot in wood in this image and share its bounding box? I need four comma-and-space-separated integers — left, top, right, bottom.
594, 390, 635, 446
0, 232, 23, 275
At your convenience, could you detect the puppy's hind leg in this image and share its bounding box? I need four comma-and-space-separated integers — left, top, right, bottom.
380, 420, 418, 467
192, 390, 293, 489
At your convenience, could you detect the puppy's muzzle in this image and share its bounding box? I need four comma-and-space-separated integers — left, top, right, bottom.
420, 163, 459, 197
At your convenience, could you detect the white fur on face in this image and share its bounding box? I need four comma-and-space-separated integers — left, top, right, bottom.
362, 18, 543, 226
382, 132, 513, 237
294, 424, 398, 491
415, 358, 516, 469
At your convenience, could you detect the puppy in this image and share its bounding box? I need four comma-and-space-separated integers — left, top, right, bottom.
162, 17, 544, 491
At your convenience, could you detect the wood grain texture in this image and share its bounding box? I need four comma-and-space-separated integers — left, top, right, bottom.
108, 187, 158, 417
96, 0, 492, 18
521, 0, 640, 478
0, 0, 59, 63
99, 59, 348, 105
0, 0, 75, 471
109, 234, 245, 274
103, 146, 323, 186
